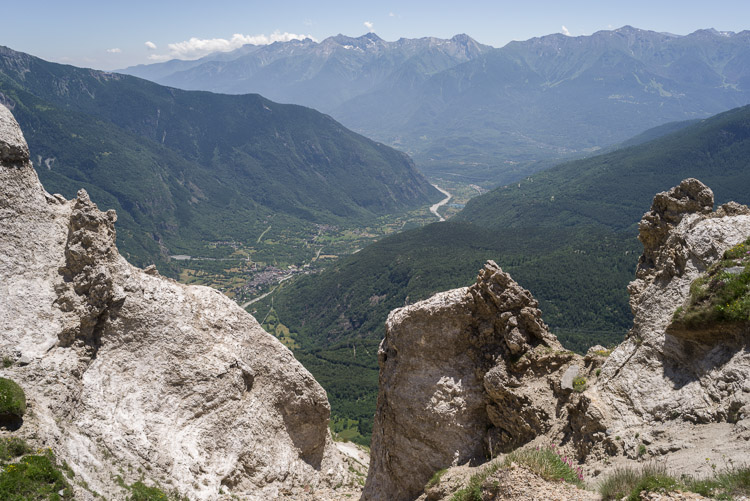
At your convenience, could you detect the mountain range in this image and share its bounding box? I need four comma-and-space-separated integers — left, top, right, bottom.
123, 33, 491, 114
0, 45, 439, 267
124, 27, 750, 184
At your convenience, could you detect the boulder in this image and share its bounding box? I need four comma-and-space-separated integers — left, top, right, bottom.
560, 365, 580, 391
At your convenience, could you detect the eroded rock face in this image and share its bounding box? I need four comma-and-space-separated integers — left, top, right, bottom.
598, 178, 750, 436
362, 261, 587, 501
635, 178, 715, 283
0, 105, 29, 164
0, 104, 351, 500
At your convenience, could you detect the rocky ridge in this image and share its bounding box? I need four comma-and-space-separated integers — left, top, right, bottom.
362, 261, 588, 500
0, 103, 360, 499
599, 178, 750, 436
363, 178, 750, 500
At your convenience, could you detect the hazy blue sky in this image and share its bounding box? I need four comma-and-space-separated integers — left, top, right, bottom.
4, 0, 750, 70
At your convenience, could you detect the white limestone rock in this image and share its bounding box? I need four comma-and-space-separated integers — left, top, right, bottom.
0, 104, 353, 500
598, 179, 750, 432
362, 261, 583, 501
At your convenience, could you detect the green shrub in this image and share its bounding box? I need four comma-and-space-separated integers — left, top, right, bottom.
127, 481, 169, 501
686, 465, 750, 499
572, 376, 587, 393
450, 462, 500, 501
0, 378, 26, 416
596, 462, 750, 501
0, 378, 26, 428
427, 468, 447, 488
725, 239, 750, 260
120, 479, 187, 501
451, 445, 586, 501
0, 437, 31, 462
599, 463, 669, 500
505, 445, 584, 487
675, 237, 750, 326
629, 472, 679, 500
0, 451, 72, 500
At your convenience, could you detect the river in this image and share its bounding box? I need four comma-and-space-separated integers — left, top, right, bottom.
429, 184, 452, 222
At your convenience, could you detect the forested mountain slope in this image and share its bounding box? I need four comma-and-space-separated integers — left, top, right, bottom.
0, 45, 439, 266
259, 105, 750, 443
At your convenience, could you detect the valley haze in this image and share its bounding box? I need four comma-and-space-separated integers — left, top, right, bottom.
118, 26, 750, 184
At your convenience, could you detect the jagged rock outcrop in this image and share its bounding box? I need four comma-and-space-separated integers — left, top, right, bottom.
634, 178, 715, 282
599, 178, 750, 431
363, 178, 750, 500
0, 104, 354, 500
362, 262, 589, 501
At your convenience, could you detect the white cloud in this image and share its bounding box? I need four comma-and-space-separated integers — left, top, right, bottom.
145, 41, 157, 50
106, 48, 121, 54
364, 21, 374, 31
561, 25, 571, 36
389, 12, 395, 17
149, 31, 316, 61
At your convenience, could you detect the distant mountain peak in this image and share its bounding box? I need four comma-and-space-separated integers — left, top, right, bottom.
270, 37, 314, 46
691, 27, 738, 39
449, 33, 484, 48
614, 25, 641, 33
360, 32, 384, 42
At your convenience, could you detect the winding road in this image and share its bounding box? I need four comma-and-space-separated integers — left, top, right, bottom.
240, 274, 294, 309
429, 184, 452, 222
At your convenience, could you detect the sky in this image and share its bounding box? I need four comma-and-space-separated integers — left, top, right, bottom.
4, 0, 750, 70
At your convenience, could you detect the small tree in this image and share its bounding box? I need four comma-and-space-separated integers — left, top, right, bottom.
0, 378, 26, 429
